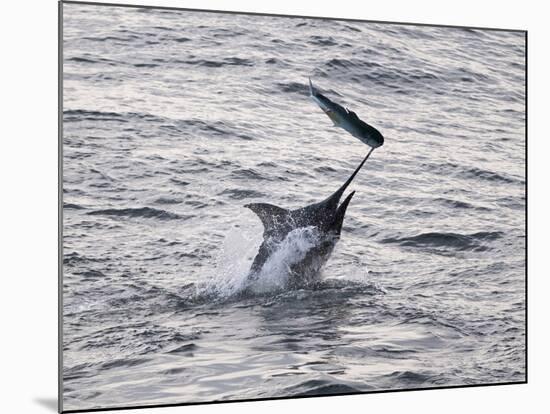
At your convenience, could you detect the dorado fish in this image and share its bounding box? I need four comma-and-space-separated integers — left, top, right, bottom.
309, 78, 384, 148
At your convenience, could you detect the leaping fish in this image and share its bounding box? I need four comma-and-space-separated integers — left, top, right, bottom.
245, 150, 373, 287
308, 78, 384, 149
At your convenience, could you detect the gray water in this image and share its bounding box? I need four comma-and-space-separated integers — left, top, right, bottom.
62, 3, 526, 411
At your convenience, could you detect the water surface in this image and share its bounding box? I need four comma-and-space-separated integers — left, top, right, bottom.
62, 4, 526, 411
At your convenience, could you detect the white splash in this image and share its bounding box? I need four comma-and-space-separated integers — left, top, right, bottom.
197, 218, 328, 299
247, 226, 322, 294
196, 216, 263, 299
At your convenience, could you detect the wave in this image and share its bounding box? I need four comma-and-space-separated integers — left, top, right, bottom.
73, 270, 105, 280
321, 57, 492, 91
343, 24, 362, 33
462, 166, 523, 184
211, 28, 247, 38
424, 162, 524, 185
218, 188, 266, 200
65, 110, 249, 142
168, 178, 190, 187
285, 380, 362, 397
63, 364, 97, 382
387, 25, 439, 40
381, 231, 503, 251
265, 57, 288, 66
66, 56, 118, 66
133, 62, 159, 68
383, 370, 433, 385
67, 53, 256, 71
135, 7, 180, 16
63, 109, 164, 123
152, 26, 174, 32
173, 118, 252, 140
434, 197, 491, 211
166, 343, 197, 355
325, 57, 383, 71
321, 56, 427, 88
313, 165, 338, 174
100, 357, 151, 370
82, 36, 136, 42
230, 168, 271, 181
188, 120, 232, 135
154, 196, 183, 204
63, 252, 108, 266
184, 57, 253, 68
308, 35, 339, 47
448, 67, 492, 83
64, 203, 85, 210
86, 207, 185, 220
295, 21, 307, 28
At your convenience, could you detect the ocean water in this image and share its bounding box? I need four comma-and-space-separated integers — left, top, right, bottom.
61, 3, 526, 411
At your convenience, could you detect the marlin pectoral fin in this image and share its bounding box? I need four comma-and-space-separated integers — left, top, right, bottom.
324, 110, 340, 127
333, 191, 355, 236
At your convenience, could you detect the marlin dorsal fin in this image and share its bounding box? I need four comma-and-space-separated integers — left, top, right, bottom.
308, 77, 315, 96
345, 107, 359, 119
244, 203, 290, 233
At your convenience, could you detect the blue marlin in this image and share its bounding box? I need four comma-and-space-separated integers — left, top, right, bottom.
244, 150, 374, 288
309, 78, 384, 149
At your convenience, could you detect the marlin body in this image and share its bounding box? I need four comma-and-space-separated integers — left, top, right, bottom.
245, 151, 373, 288
309, 78, 384, 149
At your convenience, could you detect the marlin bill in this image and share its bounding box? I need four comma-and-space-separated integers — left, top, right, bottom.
309, 78, 384, 149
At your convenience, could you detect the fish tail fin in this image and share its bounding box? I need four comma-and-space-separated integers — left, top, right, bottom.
308, 77, 315, 97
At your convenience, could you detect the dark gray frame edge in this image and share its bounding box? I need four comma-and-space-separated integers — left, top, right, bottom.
57, 1, 528, 413
58, 1, 64, 413
523, 30, 529, 383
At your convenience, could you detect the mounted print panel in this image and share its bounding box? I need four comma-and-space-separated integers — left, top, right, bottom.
60, 1, 526, 412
